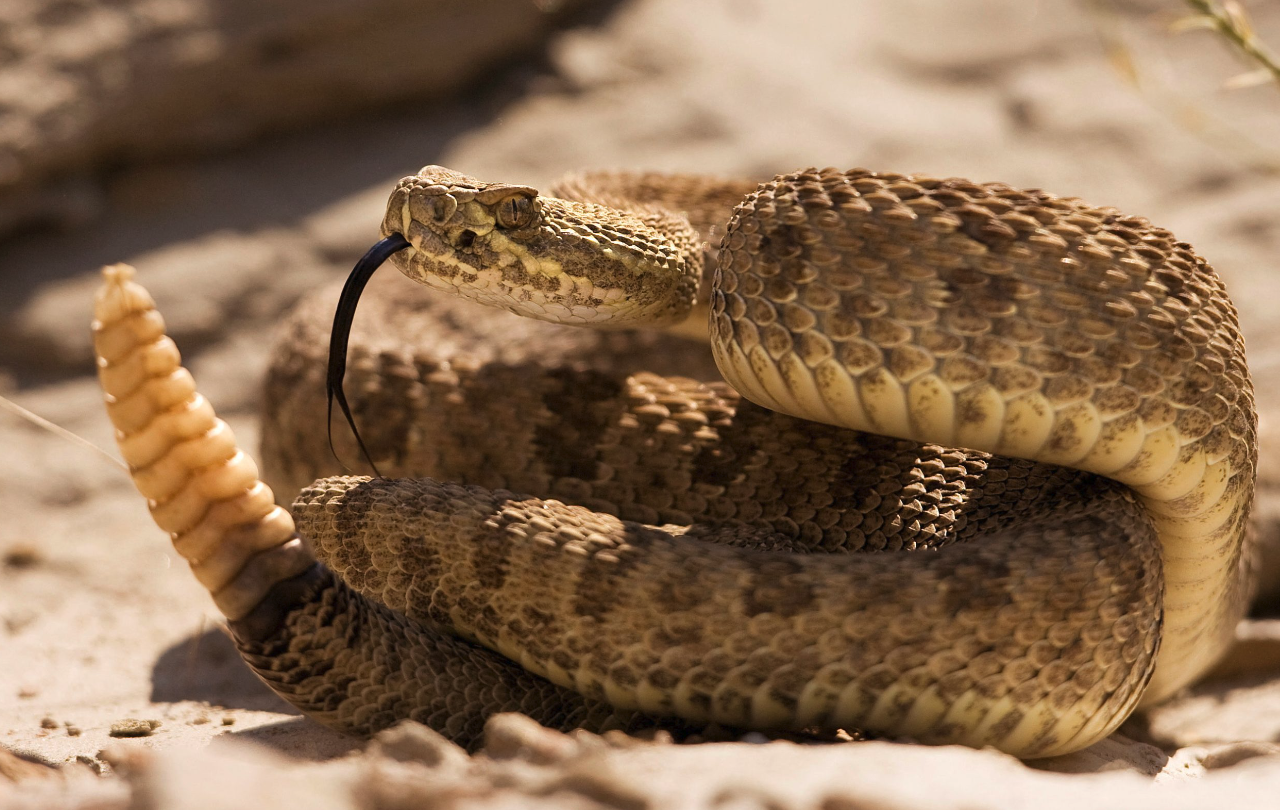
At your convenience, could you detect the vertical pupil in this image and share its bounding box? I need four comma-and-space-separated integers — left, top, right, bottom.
501, 197, 528, 227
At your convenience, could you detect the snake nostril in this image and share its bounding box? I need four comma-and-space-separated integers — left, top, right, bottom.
458, 230, 476, 249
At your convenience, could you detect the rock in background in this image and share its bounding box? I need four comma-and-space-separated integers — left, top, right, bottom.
0, 0, 597, 237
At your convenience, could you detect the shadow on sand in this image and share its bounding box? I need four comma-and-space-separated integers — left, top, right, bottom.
150, 625, 287, 712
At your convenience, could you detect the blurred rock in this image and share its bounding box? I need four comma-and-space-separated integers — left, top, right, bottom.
1201, 741, 1280, 771
366, 720, 469, 771
118, 741, 351, 810
0, 746, 60, 783
0, 0, 598, 239
13, 718, 1280, 810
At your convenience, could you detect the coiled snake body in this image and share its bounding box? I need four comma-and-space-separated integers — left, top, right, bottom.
93, 166, 1256, 758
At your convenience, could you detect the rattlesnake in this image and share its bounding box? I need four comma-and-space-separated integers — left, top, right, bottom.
92, 166, 1256, 758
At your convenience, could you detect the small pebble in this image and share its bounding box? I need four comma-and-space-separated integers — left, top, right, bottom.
110, 719, 161, 738
192, 715, 210, 725
66, 724, 82, 737
40, 717, 58, 729
221, 716, 235, 726
4, 612, 35, 634
3, 544, 41, 569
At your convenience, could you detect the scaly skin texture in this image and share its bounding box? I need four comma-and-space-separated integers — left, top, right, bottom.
94, 166, 1256, 758
706, 170, 1255, 706
93, 264, 677, 748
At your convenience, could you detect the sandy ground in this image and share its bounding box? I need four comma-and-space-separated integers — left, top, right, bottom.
4, 1, 1280, 806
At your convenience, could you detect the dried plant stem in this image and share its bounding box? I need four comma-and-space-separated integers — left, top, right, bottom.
1087, 0, 1280, 174
0, 393, 128, 472
1182, 0, 1280, 89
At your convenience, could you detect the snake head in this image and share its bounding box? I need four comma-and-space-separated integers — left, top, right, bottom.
380, 165, 700, 328
385, 164, 541, 245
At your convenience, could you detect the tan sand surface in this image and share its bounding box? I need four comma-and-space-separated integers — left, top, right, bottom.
3, 1, 1280, 806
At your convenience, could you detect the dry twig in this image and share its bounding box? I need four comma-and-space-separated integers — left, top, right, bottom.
1087, 0, 1280, 173
1178, 0, 1280, 90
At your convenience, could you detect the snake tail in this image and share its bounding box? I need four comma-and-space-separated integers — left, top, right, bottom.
93, 263, 311, 620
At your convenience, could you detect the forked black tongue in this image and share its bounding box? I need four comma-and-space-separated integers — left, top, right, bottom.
327, 233, 411, 476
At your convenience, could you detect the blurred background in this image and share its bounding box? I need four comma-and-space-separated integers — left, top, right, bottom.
2, 0, 1280, 772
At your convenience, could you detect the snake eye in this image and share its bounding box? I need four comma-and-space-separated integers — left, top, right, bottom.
495, 193, 536, 229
